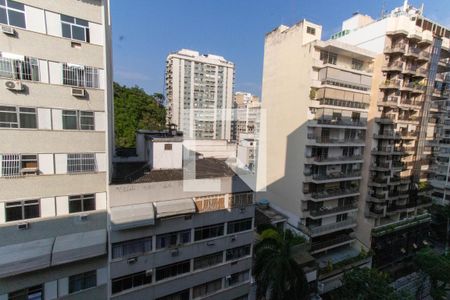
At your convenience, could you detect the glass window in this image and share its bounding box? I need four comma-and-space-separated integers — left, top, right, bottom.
69, 270, 96, 294
226, 270, 250, 287
226, 245, 251, 261
62, 110, 77, 129
9, 285, 43, 300
112, 237, 152, 259
155, 260, 190, 281
0, 0, 25, 28
5, 199, 40, 222
68, 194, 95, 213
194, 223, 224, 241
67, 153, 96, 173
111, 271, 152, 294
60, 14, 89, 42
352, 58, 363, 71
156, 230, 190, 249
62, 110, 95, 130
156, 289, 190, 300
227, 218, 252, 234
19, 107, 36, 128
0, 106, 36, 128
306, 26, 316, 35
63, 64, 99, 88
193, 251, 223, 270
193, 278, 222, 298
0, 105, 18, 128
79, 111, 95, 130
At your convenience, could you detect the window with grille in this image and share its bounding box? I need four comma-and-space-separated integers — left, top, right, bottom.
9, 285, 43, 300
194, 223, 224, 241
227, 218, 252, 234
226, 270, 250, 287
69, 270, 96, 294
67, 153, 96, 173
0, 106, 37, 128
112, 271, 152, 294
5, 199, 40, 222
193, 251, 223, 270
112, 236, 152, 259
63, 64, 99, 88
62, 110, 95, 130
61, 14, 90, 42
320, 51, 338, 65
0, 0, 25, 28
68, 194, 95, 213
0, 55, 39, 81
155, 260, 190, 281
226, 244, 251, 261
1, 153, 38, 177
193, 278, 222, 298
156, 230, 190, 249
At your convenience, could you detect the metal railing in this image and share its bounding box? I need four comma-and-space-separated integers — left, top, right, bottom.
311, 171, 362, 181
63, 64, 100, 88
309, 204, 357, 217
301, 218, 356, 236
308, 188, 360, 199
310, 234, 354, 252
0, 56, 40, 81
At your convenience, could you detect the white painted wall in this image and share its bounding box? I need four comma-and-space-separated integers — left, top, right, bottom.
38, 154, 54, 175
57, 278, 68, 297
95, 192, 107, 210
89, 22, 104, 46
45, 11, 62, 37
52, 109, 62, 130
96, 153, 107, 172
38, 108, 52, 130
94, 111, 106, 131
56, 196, 69, 215
24, 5, 46, 33
39, 60, 49, 83
54, 154, 67, 174
40, 197, 55, 218
48, 62, 62, 85
152, 141, 183, 169
44, 280, 58, 300
97, 267, 107, 285
0, 202, 5, 223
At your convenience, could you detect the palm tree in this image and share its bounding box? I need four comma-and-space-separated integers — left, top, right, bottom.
253, 229, 309, 300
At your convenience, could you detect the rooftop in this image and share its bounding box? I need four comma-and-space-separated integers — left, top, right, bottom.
112, 157, 238, 184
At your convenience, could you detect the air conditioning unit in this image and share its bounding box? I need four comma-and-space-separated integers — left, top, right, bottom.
20, 167, 38, 176
78, 214, 88, 221
127, 257, 137, 264
5, 80, 23, 91
206, 241, 216, 246
170, 249, 179, 257
225, 275, 232, 281
17, 223, 29, 230
145, 269, 153, 276
231, 235, 237, 242
71, 87, 85, 97
1, 25, 15, 35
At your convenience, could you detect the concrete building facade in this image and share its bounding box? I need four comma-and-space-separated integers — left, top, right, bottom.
0, 0, 112, 299
232, 92, 260, 142
165, 49, 234, 141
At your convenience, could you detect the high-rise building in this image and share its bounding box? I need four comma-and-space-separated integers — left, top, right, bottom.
0, 0, 112, 299
165, 49, 234, 140
232, 92, 261, 142
257, 20, 374, 294
334, 1, 449, 269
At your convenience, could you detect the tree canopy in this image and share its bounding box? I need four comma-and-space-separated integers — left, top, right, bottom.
415, 247, 450, 299
114, 82, 166, 148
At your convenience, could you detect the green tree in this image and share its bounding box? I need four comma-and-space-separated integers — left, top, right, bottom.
114, 82, 166, 148
254, 229, 308, 300
339, 268, 409, 300
415, 247, 450, 299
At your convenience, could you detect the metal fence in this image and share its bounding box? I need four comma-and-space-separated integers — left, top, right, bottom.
63, 64, 99, 88
0, 56, 40, 81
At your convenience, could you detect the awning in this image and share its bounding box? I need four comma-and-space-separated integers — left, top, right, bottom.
154, 198, 196, 218
1, 52, 25, 61
110, 203, 155, 231
52, 229, 106, 266
0, 238, 54, 278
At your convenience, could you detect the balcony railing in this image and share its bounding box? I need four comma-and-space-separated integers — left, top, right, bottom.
307, 135, 365, 144
308, 188, 360, 200
309, 204, 357, 217
382, 61, 403, 71
306, 155, 363, 163
310, 234, 354, 252
315, 118, 367, 127
301, 218, 357, 236
310, 171, 362, 181
415, 68, 427, 77
418, 51, 430, 60
384, 43, 406, 53
380, 79, 401, 89
406, 47, 420, 56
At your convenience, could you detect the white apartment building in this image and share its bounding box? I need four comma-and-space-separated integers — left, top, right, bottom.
165, 49, 234, 140
0, 1, 112, 299
232, 92, 261, 142
257, 20, 373, 294
334, 1, 449, 269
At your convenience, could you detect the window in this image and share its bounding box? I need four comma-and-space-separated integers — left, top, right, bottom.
336, 213, 348, 222
193, 251, 223, 270
320, 51, 337, 65
156, 289, 190, 300
0, 56, 39, 81
111, 271, 152, 294
227, 218, 252, 234
226, 245, 251, 261
194, 223, 224, 241
0, 0, 25, 28
62, 110, 95, 130
69, 194, 95, 213
112, 236, 152, 259
61, 14, 90, 42
156, 230, 191, 249
352, 58, 363, 71
155, 260, 190, 281
5, 199, 40, 222
69, 270, 96, 294
226, 270, 250, 287
67, 153, 96, 173
9, 285, 43, 300
193, 278, 222, 298
1, 154, 37, 177
164, 144, 172, 150
63, 64, 99, 88
306, 26, 316, 35
0, 106, 37, 128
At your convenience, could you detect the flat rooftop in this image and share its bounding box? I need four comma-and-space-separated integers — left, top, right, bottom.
112, 158, 238, 184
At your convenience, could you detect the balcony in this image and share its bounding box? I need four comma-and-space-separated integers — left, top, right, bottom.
310, 234, 355, 254
412, 84, 426, 94
386, 203, 409, 214
438, 58, 450, 72
402, 64, 417, 75
373, 130, 401, 139
372, 213, 431, 237
368, 205, 385, 216
307, 171, 362, 183
380, 79, 401, 90
414, 68, 427, 78
400, 82, 414, 91
306, 155, 363, 165
317, 247, 372, 279
400, 99, 423, 108
371, 146, 406, 155
300, 218, 357, 237
307, 135, 365, 146
377, 96, 399, 107
313, 118, 367, 128
405, 47, 420, 58
417, 51, 430, 61
375, 115, 396, 124
308, 204, 358, 218
382, 61, 403, 72
370, 162, 390, 171
306, 188, 360, 201
398, 115, 420, 123
384, 43, 406, 54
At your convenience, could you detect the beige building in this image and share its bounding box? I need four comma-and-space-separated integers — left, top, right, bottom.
165, 49, 234, 140
335, 2, 449, 269
232, 92, 260, 142
258, 20, 374, 294
0, 0, 113, 299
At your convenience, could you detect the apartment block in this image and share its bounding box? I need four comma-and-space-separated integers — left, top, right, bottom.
0, 0, 112, 299
258, 20, 373, 294
108, 131, 255, 300
165, 49, 234, 140
232, 92, 261, 142
335, 2, 449, 269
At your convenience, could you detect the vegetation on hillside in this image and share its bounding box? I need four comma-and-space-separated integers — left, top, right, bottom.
114, 82, 166, 148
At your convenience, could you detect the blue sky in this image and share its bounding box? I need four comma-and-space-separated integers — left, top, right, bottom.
111, 0, 449, 97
